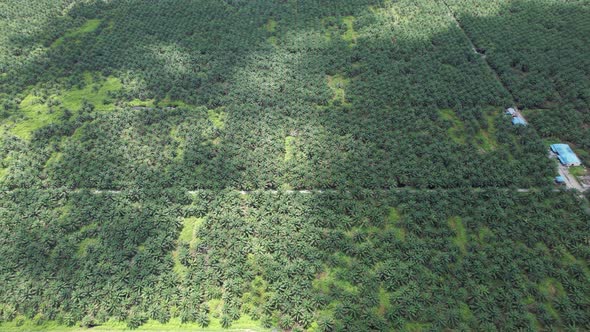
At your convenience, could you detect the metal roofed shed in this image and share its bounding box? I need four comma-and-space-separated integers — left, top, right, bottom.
512, 116, 527, 126
506, 107, 516, 116
551, 144, 582, 166
555, 176, 566, 184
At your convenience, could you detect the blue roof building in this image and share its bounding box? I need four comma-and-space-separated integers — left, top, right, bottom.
555, 176, 566, 184
512, 116, 527, 126
551, 144, 582, 166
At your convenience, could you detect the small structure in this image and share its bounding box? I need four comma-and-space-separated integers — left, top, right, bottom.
506, 107, 527, 126
555, 176, 566, 184
512, 116, 527, 126
551, 144, 582, 166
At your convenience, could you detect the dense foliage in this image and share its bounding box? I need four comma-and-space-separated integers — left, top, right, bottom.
1, 190, 589, 330
447, 0, 590, 158
0, 0, 560, 190
0, 0, 589, 331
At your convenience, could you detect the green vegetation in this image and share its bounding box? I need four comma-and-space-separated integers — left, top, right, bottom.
1, 190, 588, 331
326, 74, 351, 107
8, 73, 121, 139
569, 166, 586, 177
439, 109, 466, 144
284, 136, 296, 162
448, 216, 467, 254
264, 18, 277, 33
0, 0, 589, 331
447, 0, 590, 160
52, 19, 102, 48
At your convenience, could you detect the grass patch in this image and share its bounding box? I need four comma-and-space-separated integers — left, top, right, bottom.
284, 136, 296, 162
264, 18, 277, 33
386, 207, 405, 241
322, 16, 358, 46
474, 110, 499, 152
569, 166, 586, 177
459, 302, 474, 322
173, 217, 203, 278
52, 19, 102, 48
341, 16, 358, 45
326, 74, 351, 107
178, 217, 202, 245
265, 18, 277, 45
313, 263, 358, 296
76, 238, 99, 258
0, 316, 265, 331
439, 109, 466, 144
539, 278, 565, 300
448, 216, 467, 254
376, 286, 391, 317
559, 248, 590, 279
128, 99, 156, 108
477, 227, 493, 244
12, 73, 122, 139
404, 322, 432, 331
207, 108, 226, 129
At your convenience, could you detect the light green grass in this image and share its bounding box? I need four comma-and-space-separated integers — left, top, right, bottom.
474, 110, 499, 152
387, 207, 405, 241
0, 316, 265, 331
322, 16, 357, 46
539, 278, 565, 300
404, 322, 432, 332
169, 126, 185, 161
264, 18, 277, 33
76, 238, 99, 258
128, 97, 194, 110
52, 19, 102, 48
477, 227, 493, 244
12, 73, 122, 139
439, 109, 466, 144
313, 264, 358, 296
61, 74, 121, 111
459, 302, 474, 322
207, 108, 226, 129
264, 18, 277, 45
178, 217, 202, 245
326, 74, 351, 107
569, 166, 586, 177
559, 248, 590, 279
284, 136, 296, 162
0, 154, 12, 180
128, 99, 156, 108
173, 217, 203, 277
341, 16, 358, 46
448, 216, 467, 255
376, 286, 391, 317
